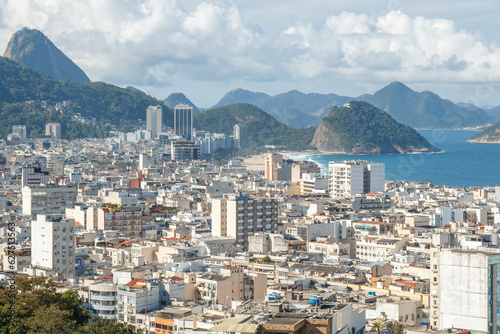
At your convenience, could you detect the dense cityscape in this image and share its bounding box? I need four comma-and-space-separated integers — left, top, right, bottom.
0, 103, 498, 334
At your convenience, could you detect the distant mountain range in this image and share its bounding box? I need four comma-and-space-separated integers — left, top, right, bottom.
211, 88, 351, 128
208, 83, 493, 129
357, 82, 492, 129
3, 28, 90, 83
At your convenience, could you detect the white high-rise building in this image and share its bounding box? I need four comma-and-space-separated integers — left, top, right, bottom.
233, 123, 248, 149
437, 249, 500, 332
211, 195, 278, 250
174, 104, 193, 141
146, 105, 163, 139
45, 122, 61, 139
31, 215, 75, 280
328, 160, 385, 199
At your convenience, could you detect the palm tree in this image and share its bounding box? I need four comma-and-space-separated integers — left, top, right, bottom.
390, 323, 404, 334
372, 321, 384, 334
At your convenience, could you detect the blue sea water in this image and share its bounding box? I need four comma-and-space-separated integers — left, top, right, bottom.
286, 130, 500, 188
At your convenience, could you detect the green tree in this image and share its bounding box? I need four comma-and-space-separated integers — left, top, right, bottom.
372, 321, 384, 334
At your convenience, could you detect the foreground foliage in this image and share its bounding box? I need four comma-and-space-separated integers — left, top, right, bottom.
0, 277, 139, 334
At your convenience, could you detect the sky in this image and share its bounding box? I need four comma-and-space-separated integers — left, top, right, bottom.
1, 0, 500, 108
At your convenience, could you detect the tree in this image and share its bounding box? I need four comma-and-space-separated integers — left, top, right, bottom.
389, 323, 404, 334
80, 318, 141, 334
372, 321, 384, 334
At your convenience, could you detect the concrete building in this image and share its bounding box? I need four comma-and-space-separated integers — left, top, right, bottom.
171, 141, 200, 161
117, 278, 161, 324
87, 282, 118, 319
47, 153, 65, 176
22, 185, 77, 216
31, 215, 75, 280
355, 237, 406, 262
300, 173, 328, 195
437, 249, 500, 333
12, 125, 27, 140
21, 166, 49, 187
212, 195, 278, 250
233, 123, 248, 149
328, 160, 385, 199
45, 122, 61, 139
265, 153, 283, 181
146, 105, 163, 139
87, 204, 143, 238
174, 104, 193, 141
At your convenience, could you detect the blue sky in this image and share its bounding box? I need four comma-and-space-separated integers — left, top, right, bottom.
1, 0, 500, 108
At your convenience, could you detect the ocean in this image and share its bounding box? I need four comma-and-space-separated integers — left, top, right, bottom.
286, 130, 500, 188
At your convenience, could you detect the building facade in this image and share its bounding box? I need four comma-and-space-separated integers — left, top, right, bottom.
211, 195, 278, 250
174, 104, 193, 141
45, 122, 62, 139
31, 215, 75, 280
22, 185, 77, 216
233, 123, 248, 149
328, 160, 385, 199
146, 105, 163, 139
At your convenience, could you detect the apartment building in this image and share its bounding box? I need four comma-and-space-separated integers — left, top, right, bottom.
21, 166, 49, 187
30, 215, 75, 280
211, 195, 278, 250
328, 160, 385, 199
87, 204, 143, 238
117, 278, 161, 325
437, 249, 500, 333
22, 185, 77, 216
355, 237, 406, 262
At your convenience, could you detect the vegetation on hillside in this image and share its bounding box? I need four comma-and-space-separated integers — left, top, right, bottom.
317, 101, 438, 153
193, 103, 316, 151
0, 56, 172, 139
0, 276, 140, 334
469, 122, 500, 142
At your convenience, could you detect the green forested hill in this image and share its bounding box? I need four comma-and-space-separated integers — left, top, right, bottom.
468, 123, 500, 143
0, 56, 172, 139
311, 101, 440, 154
194, 103, 316, 151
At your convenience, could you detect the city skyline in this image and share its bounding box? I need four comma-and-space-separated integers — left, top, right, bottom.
1, 1, 500, 108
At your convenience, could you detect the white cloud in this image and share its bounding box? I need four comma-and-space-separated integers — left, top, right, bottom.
0, 0, 500, 106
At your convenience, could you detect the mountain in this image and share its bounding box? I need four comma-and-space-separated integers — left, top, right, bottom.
194, 103, 315, 151
311, 101, 440, 154
164, 93, 200, 114
485, 105, 500, 119
211, 88, 351, 128
468, 123, 500, 143
3, 28, 90, 83
357, 82, 492, 129
211, 88, 271, 109
0, 56, 172, 139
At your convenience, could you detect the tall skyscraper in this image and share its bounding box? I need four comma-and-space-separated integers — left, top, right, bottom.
233, 123, 248, 149
45, 123, 61, 139
328, 160, 385, 199
146, 105, 163, 139
174, 104, 193, 141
